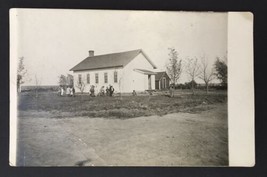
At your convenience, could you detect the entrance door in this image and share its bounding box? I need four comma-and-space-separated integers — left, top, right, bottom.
148, 75, 152, 90
162, 78, 166, 89
155, 81, 159, 89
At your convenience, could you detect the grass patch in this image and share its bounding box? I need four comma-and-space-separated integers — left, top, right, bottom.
18, 90, 227, 119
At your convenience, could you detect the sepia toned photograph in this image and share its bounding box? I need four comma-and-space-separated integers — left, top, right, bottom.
9, 9, 253, 167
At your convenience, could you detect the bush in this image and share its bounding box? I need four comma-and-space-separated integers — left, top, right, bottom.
175, 81, 197, 89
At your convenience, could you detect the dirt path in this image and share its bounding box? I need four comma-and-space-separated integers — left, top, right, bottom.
16, 103, 228, 166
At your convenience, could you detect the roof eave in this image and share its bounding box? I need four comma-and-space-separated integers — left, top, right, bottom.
71, 65, 123, 72
134, 69, 157, 75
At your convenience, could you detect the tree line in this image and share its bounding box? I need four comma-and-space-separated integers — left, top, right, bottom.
166, 48, 227, 94
17, 51, 227, 95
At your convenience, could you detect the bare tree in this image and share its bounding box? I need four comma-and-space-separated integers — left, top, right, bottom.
198, 56, 215, 94
76, 80, 85, 93
17, 57, 27, 92
166, 48, 182, 86
34, 74, 41, 98
185, 57, 201, 95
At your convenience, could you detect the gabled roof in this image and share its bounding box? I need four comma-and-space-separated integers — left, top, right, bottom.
70, 49, 157, 71
155, 71, 170, 81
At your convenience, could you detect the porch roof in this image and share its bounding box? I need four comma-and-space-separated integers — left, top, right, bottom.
134, 69, 157, 75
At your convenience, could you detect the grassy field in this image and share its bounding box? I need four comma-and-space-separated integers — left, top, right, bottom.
18, 89, 227, 118
17, 89, 228, 166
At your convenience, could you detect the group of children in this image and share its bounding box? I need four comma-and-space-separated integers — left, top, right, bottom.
90, 85, 115, 97
59, 85, 176, 98
59, 85, 115, 97
59, 86, 75, 96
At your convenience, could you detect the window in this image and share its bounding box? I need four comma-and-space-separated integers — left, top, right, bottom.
87, 74, 90, 84
114, 71, 118, 83
78, 74, 82, 84
95, 73, 99, 84
104, 73, 108, 83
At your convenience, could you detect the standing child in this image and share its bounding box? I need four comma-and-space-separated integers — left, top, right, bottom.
99, 86, 105, 96
60, 87, 64, 96
90, 85, 95, 97
70, 87, 73, 96
72, 87, 75, 97
58, 87, 61, 96
66, 87, 70, 96
109, 85, 115, 97
106, 86, 109, 96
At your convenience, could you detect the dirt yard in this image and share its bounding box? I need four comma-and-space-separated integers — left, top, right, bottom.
16, 102, 228, 166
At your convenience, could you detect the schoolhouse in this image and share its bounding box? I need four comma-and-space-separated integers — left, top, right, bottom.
70, 49, 157, 93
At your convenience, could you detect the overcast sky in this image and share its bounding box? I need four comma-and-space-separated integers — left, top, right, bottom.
14, 9, 227, 85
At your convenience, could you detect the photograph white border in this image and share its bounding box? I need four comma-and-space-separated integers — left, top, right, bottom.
228, 12, 254, 166
9, 10, 255, 167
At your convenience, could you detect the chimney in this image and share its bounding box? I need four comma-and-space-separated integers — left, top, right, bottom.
89, 50, 94, 57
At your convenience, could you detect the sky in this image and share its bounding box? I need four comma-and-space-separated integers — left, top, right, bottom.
13, 9, 227, 85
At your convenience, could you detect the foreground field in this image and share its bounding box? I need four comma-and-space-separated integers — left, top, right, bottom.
17, 90, 228, 166
17, 103, 228, 166
18, 90, 227, 118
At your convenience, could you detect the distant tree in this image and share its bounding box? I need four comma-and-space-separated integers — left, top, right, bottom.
185, 80, 198, 89
58, 74, 74, 88
58, 75, 67, 87
214, 57, 227, 87
166, 48, 182, 86
185, 57, 201, 94
67, 74, 74, 87
76, 80, 85, 93
34, 74, 41, 97
17, 57, 27, 92
198, 56, 216, 94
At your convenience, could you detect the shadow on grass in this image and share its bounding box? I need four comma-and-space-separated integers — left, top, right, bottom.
75, 159, 91, 166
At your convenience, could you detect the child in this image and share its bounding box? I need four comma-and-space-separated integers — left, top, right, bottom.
70, 87, 73, 96
60, 87, 64, 96
106, 86, 110, 96
109, 85, 115, 97
90, 85, 95, 97
72, 87, 75, 97
66, 87, 70, 96
99, 86, 105, 96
